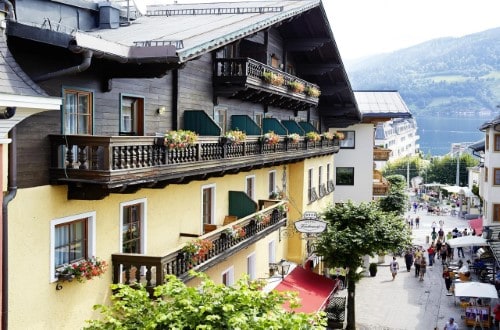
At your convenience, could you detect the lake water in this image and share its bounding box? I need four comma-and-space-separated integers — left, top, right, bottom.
416, 115, 487, 156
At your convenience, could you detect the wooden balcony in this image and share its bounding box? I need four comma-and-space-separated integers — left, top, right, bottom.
213, 58, 320, 111
111, 201, 288, 294
49, 135, 340, 200
373, 170, 390, 196
373, 147, 392, 161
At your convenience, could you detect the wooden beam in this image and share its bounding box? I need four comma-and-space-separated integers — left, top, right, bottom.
284, 38, 331, 52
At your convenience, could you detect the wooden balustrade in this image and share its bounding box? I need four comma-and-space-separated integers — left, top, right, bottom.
111, 201, 288, 294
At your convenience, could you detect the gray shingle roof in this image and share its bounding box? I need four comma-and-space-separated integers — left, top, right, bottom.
84, 0, 320, 62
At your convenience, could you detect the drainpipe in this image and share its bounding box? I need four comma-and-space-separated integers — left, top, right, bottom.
33, 49, 93, 82
2, 127, 17, 330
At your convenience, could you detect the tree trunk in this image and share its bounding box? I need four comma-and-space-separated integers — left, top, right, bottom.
346, 271, 357, 330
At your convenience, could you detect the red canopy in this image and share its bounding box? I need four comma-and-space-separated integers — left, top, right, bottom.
274, 266, 339, 313
468, 218, 483, 235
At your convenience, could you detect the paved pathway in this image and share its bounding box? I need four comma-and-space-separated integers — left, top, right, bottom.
351, 206, 489, 330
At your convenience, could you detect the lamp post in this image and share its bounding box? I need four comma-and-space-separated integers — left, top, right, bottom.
277, 260, 290, 279
456, 151, 460, 186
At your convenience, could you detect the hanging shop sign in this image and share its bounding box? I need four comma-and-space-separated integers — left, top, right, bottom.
294, 219, 327, 233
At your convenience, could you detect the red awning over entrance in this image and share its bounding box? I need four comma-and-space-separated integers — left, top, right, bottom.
468, 218, 483, 235
274, 266, 339, 313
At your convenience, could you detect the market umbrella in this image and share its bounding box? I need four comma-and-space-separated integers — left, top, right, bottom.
446, 235, 487, 248
468, 218, 483, 235
454, 282, 498, 299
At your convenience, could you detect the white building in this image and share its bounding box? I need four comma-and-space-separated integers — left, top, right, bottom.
332, 91, 413, 203
374, 117, 419, 166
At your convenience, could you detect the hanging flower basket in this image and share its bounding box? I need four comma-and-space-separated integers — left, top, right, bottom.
164, 130, 198, 150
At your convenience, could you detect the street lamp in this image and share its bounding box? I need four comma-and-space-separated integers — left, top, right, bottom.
277, 260, 291, 279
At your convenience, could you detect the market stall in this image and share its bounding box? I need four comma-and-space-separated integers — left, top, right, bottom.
454, 282, 498, 328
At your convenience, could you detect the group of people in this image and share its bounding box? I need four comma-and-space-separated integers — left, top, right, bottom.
403, 246, 428, 281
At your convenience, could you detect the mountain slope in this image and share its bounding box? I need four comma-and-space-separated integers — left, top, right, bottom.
344, 27, 500, 117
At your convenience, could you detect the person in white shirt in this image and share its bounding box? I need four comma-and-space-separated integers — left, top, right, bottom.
444, 317, 458, 330
390, 257, 399, 280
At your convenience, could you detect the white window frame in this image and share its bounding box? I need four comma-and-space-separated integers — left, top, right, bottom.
50, 211, 96, 282
247, 253, 256, 280
201, 184, 216, 230
269, 170, 277, 197
268, 239, 276, 264
221, 266, 235, 286
119, 198, 148, 254
245, 175, 256, 200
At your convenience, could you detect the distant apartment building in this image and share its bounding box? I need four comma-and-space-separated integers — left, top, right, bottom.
374, 117, 419, 167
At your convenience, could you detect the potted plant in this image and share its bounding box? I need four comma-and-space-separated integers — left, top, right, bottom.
369, 262, 378, 277
260, 131, 280, 145
56, 257, 108, 283
288, 81, 305, 93
262, 72, 284, 86
304, 86, 321, 97
164, 129, 198, 150
286, 133, 300, 144
221, 129, 246, 144
305, 131, 321, 142
322, 132, 334, 141
182, 239, 214, 263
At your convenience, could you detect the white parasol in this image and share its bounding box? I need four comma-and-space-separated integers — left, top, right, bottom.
446, 235, 487, 248
454, 282, 498, 299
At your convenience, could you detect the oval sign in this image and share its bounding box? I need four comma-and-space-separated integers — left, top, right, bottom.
294, 219, 327, 233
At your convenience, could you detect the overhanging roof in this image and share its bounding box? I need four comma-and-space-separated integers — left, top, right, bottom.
274, 266, 339, 313
355, 91, 413, 122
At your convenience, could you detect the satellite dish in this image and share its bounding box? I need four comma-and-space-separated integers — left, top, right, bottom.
132, 0, 147, 16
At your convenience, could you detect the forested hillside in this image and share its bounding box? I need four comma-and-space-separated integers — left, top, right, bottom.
344, 27, 500, 117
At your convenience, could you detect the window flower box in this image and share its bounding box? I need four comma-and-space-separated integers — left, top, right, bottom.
286, 133, 300, 144
288, 81, 305, 93
305, 131, 321, 142
262, 72, 284, 86
56, 257, 108, 283
182, 239, 214, 263
164, 130, 198, 150
304, 86, 321, 97
259, 131, 280, 145
220, 130, 246, 145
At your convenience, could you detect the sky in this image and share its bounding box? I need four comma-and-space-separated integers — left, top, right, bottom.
141, 0, 500, 60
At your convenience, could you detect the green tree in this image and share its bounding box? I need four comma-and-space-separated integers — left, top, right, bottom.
382, 156, 426, 184
85, 272, 326, 329
378, 174, 408, 215
426, 153, 478, 185
314, 201, 412, 330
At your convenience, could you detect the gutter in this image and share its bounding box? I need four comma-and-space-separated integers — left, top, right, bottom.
33, 49, 93, 82
2, 127, 17, 330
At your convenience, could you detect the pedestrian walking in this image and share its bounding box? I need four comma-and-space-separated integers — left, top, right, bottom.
415, 216, 420, 228
404, 250, 413, 272
457, 246, 465, 258
390, 257, 399, 280
431, 229, 438, 243
438, 228, 445, 242
436, 239, 443, 259
441, 244, 448, 264
419, 257, 427, 281
414, 255, 421, 278
443, 317, 458, 330
428, 244, 436, 267
443, 266, 453, 296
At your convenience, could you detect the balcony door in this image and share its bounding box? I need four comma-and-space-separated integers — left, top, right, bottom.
120, 95, 144, 136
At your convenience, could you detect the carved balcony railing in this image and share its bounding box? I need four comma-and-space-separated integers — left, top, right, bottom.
373, 170, 390, 196
111, 201, 288, 294
213, 58, 320, 111
373, 147, 392, 161
49, 135, 340, 199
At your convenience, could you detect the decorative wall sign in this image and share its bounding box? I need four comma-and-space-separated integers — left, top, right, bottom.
294, 219, 327, 233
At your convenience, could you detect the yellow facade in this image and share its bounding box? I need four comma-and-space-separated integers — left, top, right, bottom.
8, 163, 310, 328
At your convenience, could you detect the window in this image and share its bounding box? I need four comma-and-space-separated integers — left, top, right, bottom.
254, 113, 263, 128
50, 212, 96, 281
318, 165, 323, 191
336, 167, 355, 185
246, 175, 255, 200
495, 134, 500, 152
486, 134, 489, 151
268, 240, 276, 264
494, 204, 500, 223
485, 167, 489, 183
494, 168, 500, 185
214, 106, 227, 134
202, 184, 215, 225
339, 131, 355, 149
120, 94, 144, 136
247, 253, 256, 280
121, 199, 147, 254
327, 164, 331, 181
63, 89, 93, 134
268, 170, 276, 198
222, 267, 234, 286
308, 168, 313, 201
